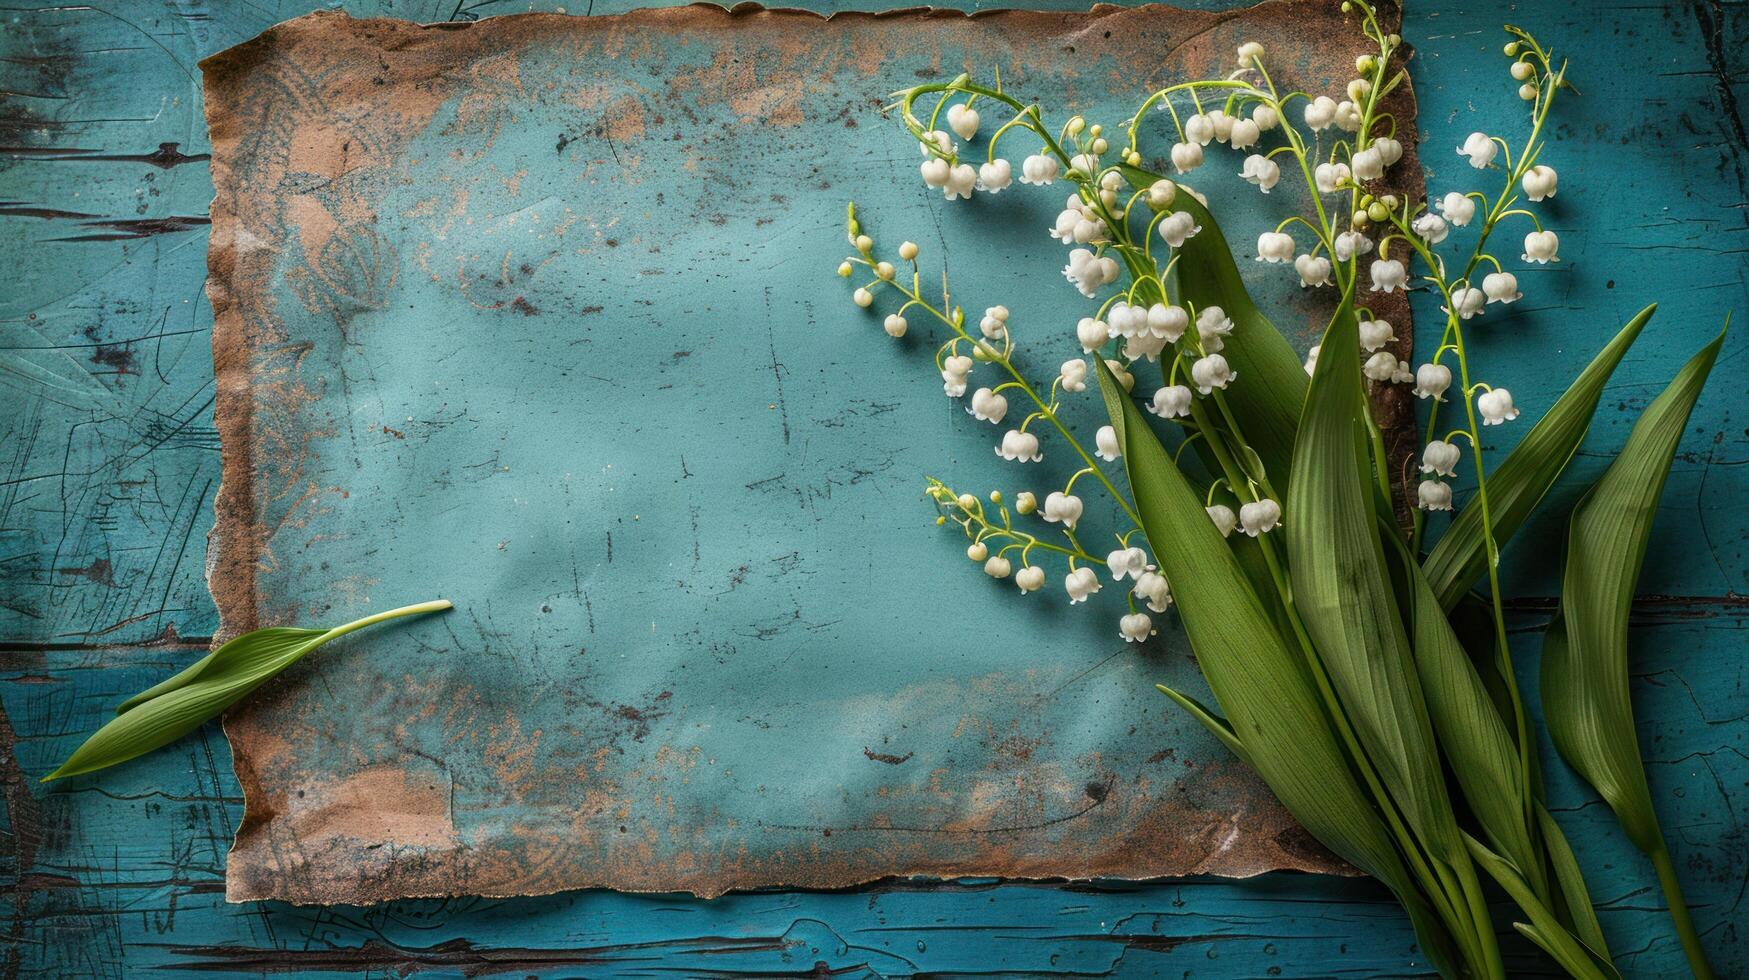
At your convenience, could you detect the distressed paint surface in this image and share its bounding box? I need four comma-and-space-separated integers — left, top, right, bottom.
0, 0, 1744, 976
202, 1, 1415, 904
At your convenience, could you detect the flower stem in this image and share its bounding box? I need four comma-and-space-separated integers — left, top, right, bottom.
1650, 844, 1716, 980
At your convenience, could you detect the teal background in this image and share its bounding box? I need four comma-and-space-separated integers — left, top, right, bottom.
1, 0, 1745, 975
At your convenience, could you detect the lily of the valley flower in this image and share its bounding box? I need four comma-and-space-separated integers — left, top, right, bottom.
1184, 113, 1215, 145
1523, 230, 1560, 263
1077, 317, 1109, 353
984, 555, 1012, 578
1364, 351, 1401, 382
1295, 254, 1333, 288
977, 159, 1012, 193
943, 164, 978, 200
1257, 231, 1295, 262
1104, 358, 1135, 391
1020, 153, 1059, 185
1456, 131, 1497, 168
1415, 362, 1453, 401
1370, 258, 1408, 292
1157, 211, 1202, 248
1239, 498, 1282, 536
1478, 388, 1520, 425
1482, 271, 1522, 304
1146, 179, 1176, 209
1374, 137, 1404, 165
1304, 95, 1338, 131
1133, 570, 1172, 612
1413, 212, 1450, 244
1065, 566, 1102, 603
997, 429, 1044, 461
1170, 141, 1203, 174
1334, 230, 1373, 261
1439, 191, 1477, 226
1043, 491, 1084, 529
1095, 425, 1121, 461
942, 354, 974, 396
1015, 564, 1046, 593
968, 387, 1008, 423
1445, 283, 1486, 319
1119, 612, 1153, 643
1148, 384, 1194, 419
1315, 162, 1351, 193
1252, 104, 1279, 130
1059, 358, 1088, 392
1196, 306, 1235, 353
966, 541, 988, 562
1149, 303, 1189, 342
854, 287, 874, 308
1229, 118, 1262, 149
1333, 100, 1362, 132
1351, 146, 1385, 181
1240, 154, 1281, 192
1418, 480, 1454, 511
946, 103, 979, 140
1107, 546, 1152, 581
1420, 439, 1461, 477
884, 313, 908, 337
1064, 248, 1120, 297
1190, 353, 1235, 392
1206, 504, 1238, 537
980, 305, 1009, 339
1359, 317, 1396, 352
1521, 164, 1558, 201
920, 157, 950, 189
1303, 344, 1321, 375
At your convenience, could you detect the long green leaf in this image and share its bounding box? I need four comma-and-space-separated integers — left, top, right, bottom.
1119, 164, 1308, 486
1543, 332, 1724, 976
1095, 361, 1455, 969
1536, 801, 1611, 959
1155, 684, 1251, 767
44, 600, 452, 782
1466, 834, 1620, 980
1285, 297, 1459, 862
1424, 305, 1655, 609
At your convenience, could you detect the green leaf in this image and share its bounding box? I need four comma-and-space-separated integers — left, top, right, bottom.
1155, 684, 1251, 767
1537, 801, 1611, 959
44, 600, 452, 782
1118, 164, 1308, 487
1467, 834, 1620, 980
1094, 360, 1431, 929
1285, 296, 1459, 862
1542, 330, 1723, 855
1423, 305, 1655, 610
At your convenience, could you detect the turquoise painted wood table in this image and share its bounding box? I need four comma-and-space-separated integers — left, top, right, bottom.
1, 0, 1744, 975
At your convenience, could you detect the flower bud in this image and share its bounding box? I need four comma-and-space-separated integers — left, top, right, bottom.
837, 261, 853, 277
1015, 491, 1038, 515
967, 541, 988, 562
898, 241, 919, 260
855, 234, 873, 253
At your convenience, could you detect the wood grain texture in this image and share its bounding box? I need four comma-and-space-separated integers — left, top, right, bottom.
1, 0, 1745, 975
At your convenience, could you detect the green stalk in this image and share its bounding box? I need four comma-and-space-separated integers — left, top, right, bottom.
1651, 845, 1716, 979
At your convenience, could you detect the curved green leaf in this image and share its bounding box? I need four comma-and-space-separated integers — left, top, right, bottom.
1467, 834, 1620, 980
1424, 305, 1655, 609
1155, 684, 1250, 767
116, 628, 324, 714
1285, 297, 1459, 863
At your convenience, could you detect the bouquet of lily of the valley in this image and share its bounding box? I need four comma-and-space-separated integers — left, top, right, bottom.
837, 3, 1725, 977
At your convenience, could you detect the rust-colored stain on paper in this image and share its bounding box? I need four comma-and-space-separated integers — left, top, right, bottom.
205, 1, 1421, 904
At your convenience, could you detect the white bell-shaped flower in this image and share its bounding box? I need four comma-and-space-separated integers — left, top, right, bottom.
1043, 491, 1084, 529
946, 103, 980, 140
853, 287, 873, 308
1148, 303, 1189, 341
1252, 103, 1279, 130
1206, 504, 1238, 538
1064, 566, 1102, 604
1456, 131, 1496, 169
997, 429, 1043, 461
1157, 211, 1202, 248
1304, 95, 1338, 131
1147, 384, 1194, 419
1257, 231, 1295, 262
1239, 154, 1281, 192
1369, 258, 1408, 292
1095, 425, 1121, 461
1295, 254, 1333, 288
1133, 570, 1173, 613
983, 555, 1012, 578
1020, 153, 1059, 185
1418, 480, 1454, 511
1015, 565, 1046, 594
1124, 333, 1168, 363
967, 541, 988, 562
1239, 498, 1282, 536
1482, 271, 1522, 304
1146, 179, 1176, 209
1334, 230, 1373, 261
884, 313, 908, 338
1315, 162, 1351, 194
1069, 153, 1099, 175
1229, 118, 1261, 149
944, 164, 978, 200
1209, 110, 1236, 144
920, 130, 955, 156
980, 305, 1009, 339
1170, 141, 1203, 174
967, 386, 1008, 424
1106, 546, 1152, 581
1412, 212, 1450, 244
1333, 100, 1362, 132
1063, 248, 1120, 298
1374, 137, 1404, 165
1420, 439, 1461, 477
942, 354, 974, 397
1523, 230, 1560, 264
920, 157, 950, 188
1363, 351, 1400, 382
1521, 164, 1558, 202
1196, 306, 1235, 353
977, 159, 1012, 193
1059, 358, 1089, 393
1303, 344, 1321, 376
1351, 147, 1385, 181
1190, 353, 1235, 393
1439, 191, 1477, 227
1414, 363, 1452, 401
1104, 359, 1135, 392
1478, 388, 1520, 425
1359, 317, 1396, 352
1445, 283, 1486, 319
1119, 612, 1153, 643
1184, 113, 1215, 145
1076, 316, 1110, 353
